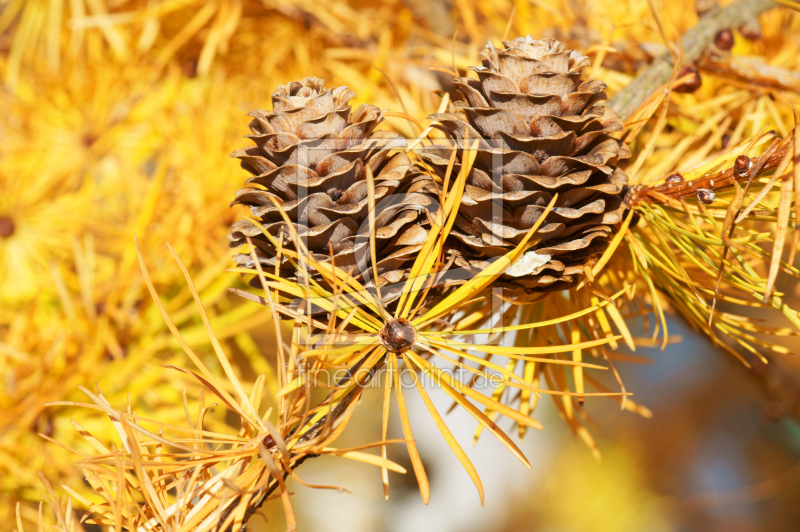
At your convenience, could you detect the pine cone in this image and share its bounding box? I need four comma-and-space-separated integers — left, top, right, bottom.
228, 77, 436, 300
421, 37, 631, 291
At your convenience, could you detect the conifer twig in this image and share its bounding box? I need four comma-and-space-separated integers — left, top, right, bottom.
608, 0, 776, 120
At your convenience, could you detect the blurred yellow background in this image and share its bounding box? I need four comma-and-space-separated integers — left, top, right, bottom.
1, 0, 799, 530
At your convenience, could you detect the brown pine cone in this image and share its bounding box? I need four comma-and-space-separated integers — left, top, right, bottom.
420, 37, 631, 291
228, 77, 437, 300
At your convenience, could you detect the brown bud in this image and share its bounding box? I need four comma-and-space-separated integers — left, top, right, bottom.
674, 65, 702, 93
31, 414, 55, 438
734, 155, 752, 176
665, 173, 685, 184
713, 29, 734, 52
0, 217, 14, 238
697, 189, 716, 205
721, 134, 731, 149
182, 60, 198, 78
380, 319, 417, 353
739, 19, 762, 41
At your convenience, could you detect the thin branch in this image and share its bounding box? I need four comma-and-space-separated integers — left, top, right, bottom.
608, 0, 777, 120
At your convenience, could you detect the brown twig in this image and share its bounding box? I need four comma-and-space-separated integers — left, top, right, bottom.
229, 455, 312, 532
221, 356, 387, 532
624, 139, 791, 208
608, 0, 777, 120
699, 56, 800, 94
